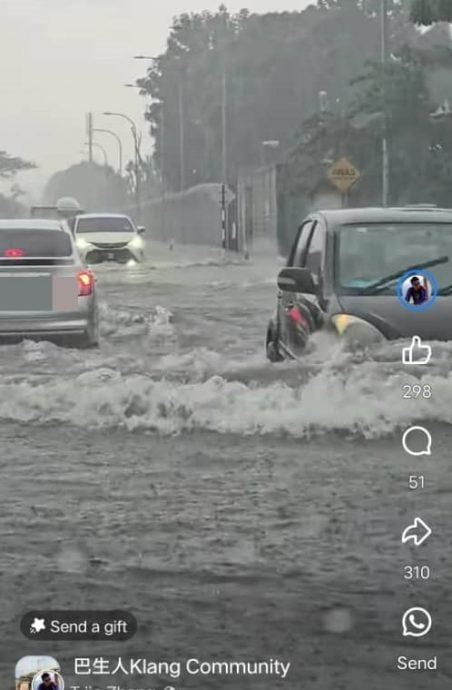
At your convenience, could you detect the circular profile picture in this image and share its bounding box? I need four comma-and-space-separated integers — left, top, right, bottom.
396, 269, 438, 311
31, 670, 64, 690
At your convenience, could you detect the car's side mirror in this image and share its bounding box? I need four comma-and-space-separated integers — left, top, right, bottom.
277, 267, 316, 294
137, 226, 146, 235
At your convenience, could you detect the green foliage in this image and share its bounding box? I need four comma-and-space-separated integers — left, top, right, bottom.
284, 45, 452, 206
410, 0, 452, 25
138, 1, 452, 206
0, 151, 36, 178
0, 151, 36, 218
138, 2, 382, 191
43, 162, 129, 212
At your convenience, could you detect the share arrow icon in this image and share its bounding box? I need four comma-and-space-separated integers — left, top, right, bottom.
401, 518, 432, 547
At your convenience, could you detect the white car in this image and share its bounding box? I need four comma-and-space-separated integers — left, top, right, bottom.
73, 213, 145, 265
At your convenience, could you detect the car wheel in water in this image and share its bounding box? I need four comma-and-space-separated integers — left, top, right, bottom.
266, 337, 284, 362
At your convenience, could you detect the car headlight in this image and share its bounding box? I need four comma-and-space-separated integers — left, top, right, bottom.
128, 235, 144, 249
331, 314, 385, 347
75, 236, 90, 249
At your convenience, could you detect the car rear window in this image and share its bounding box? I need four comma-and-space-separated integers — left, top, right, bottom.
0, 230, 73, 257
76, 217, 134, 233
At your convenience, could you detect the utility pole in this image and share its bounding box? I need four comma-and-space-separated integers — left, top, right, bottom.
93, 128, 123, 176
84, 141, 108, 167
160, 108, 167, 238
133, 127, 141, 219
103, 112, 141, 219
221, 60, 227, 188
87, 112, 93, 163
381, 0, 389, 206
160, 109, 165, 196
178, 76, 185, 192
221, 57, 228, 248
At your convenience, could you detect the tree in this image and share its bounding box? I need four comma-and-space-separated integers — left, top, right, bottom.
138, 6, 247, 191
137, 2, 387, 191
0, 151, 35, 218
410, 0, 452, 25
0, 151, 35, 178
283, 44, 452, 207
43, 162, 129, 212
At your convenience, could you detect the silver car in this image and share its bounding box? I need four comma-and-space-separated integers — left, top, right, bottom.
0, 219, 99, 347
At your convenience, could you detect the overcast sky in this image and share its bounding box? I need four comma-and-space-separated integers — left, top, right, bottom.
1, 0, 311, 200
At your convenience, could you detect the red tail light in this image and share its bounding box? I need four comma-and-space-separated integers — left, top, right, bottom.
77, 270, 94, 296
4, 247, 24, 257
288, 305, 304, 325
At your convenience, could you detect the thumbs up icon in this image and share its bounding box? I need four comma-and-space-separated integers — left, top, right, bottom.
402, 336, 432, 365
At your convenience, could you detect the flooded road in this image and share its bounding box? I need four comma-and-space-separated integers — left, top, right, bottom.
2, 241, 452, 689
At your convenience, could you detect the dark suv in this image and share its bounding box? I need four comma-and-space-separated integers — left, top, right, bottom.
266, 206, 452, 360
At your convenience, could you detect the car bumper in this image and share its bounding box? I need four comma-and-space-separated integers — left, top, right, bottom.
82, 246, 143, 264
0, 315, 91, 338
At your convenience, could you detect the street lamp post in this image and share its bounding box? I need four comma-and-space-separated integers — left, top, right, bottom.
178, 76, 185, 191
103, 111, 141, 217
381, 0, 389, 206
83, 141, 108, 167
93, 128, 123, 176
221, 59, 227, 189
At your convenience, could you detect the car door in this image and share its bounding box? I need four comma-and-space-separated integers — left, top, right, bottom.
302, 218, 328, 318
278, 218, 316, 351
280, 218, 328, 354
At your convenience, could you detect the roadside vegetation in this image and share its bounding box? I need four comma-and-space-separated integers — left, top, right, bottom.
136, 0, 452, 205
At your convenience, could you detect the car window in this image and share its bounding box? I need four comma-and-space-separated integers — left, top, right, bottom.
65, 217, 77, 232
0, 230, 72, 257
289, 220, 315, 267
304, 223, 325, 277
336, 222, 452, 293
76, 217, 134, 233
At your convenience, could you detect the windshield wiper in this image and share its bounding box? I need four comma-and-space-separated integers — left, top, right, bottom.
360, 256, 449, 295
438, 283, 452, 296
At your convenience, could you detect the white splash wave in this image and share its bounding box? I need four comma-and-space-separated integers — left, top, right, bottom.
0, 358, 450, 437
99, 303, 175, 341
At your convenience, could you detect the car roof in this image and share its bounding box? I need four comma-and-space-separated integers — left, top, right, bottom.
0, 219, 68, 231
315, 206, 452, 230
76, 213, 132, 220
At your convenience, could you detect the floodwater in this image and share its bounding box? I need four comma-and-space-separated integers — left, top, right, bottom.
1, 241, 452, 689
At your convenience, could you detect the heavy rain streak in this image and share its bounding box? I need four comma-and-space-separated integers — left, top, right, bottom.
2, 1, 452, 689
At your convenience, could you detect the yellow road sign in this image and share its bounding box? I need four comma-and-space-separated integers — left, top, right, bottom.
328, 157, 360, 193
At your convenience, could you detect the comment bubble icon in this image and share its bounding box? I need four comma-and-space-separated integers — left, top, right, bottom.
402, 426, 432, 457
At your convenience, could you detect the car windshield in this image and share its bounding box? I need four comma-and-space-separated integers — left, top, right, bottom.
0, 229, 72, 257
336, 222, 452, 294
76, 217, 134, 233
